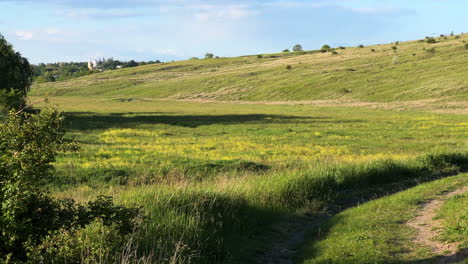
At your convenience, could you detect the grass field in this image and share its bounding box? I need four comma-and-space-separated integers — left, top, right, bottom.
29, 96, 467, 263
27, 34, 468, 263
38, 97, 468, 188
31, 34, 468, 112
300, 173, 468, 264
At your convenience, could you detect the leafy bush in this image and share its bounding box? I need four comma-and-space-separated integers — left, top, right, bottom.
282, 49, 290, 52
27, 219, 124, 264
426, 47, 436, 54
320, 45, 331, 53
0, 110, 141, 263
331, 50, 339, 55
426, 37, 437, 43
0, 34, 34, 112
286, 65, 292, 70
204, 53, 214, 59
370, 48, 376, 52
464, 43, 468, 49
358, 45, 364, 48
293, 44, 303, 52
257, 54, 263, 58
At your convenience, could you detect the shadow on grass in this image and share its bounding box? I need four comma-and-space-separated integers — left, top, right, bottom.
258, 154, 468, 264
62, 111, 362, 129
389, 248, 468, 264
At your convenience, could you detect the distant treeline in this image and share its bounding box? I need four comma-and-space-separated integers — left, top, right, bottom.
32, 59, 162, 83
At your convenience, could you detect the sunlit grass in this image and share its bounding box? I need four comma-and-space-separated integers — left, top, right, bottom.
35, 97, 468, 262
38, 99, 468, 188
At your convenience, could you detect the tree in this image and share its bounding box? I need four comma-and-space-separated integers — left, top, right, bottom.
126, 60, 138, 67
0, 34, 34, 111
205, 53, 214, 59
293, 44, 303, 52
283, 49, 290, 52
320, 45, 331, 52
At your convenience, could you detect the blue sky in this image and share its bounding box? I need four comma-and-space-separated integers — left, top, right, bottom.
1, 0, 467, 64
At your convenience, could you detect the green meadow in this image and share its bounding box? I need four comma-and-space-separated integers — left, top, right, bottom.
28, 34, 468, 263
42, 97, 468, 188
31, 97, 468, 263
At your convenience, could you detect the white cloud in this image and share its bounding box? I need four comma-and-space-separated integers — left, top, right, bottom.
261, 0, 328, 8
156, 48, 177, 55
15, 31, 33, 40
190, 4, 258, 21
62, 8, 148, 20
350, 6, 415, 15
45, 27, 62, 35
352, 7, 383, 14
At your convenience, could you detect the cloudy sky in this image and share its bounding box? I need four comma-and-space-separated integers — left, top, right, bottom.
1, 0, 467, 64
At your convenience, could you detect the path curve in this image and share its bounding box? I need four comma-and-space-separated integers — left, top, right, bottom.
407, 187, 468, 264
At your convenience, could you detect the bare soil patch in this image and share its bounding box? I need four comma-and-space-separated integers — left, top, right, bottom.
407, 187, 468, 264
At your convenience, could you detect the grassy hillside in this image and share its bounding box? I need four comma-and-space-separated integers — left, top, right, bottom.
31, 34, 468, 106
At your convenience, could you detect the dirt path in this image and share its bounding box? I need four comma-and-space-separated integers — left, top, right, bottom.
256, 214, 330, 264
407, 187, 468, 264
155, 98, 468, 114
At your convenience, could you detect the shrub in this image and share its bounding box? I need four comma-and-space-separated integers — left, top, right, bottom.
286, 65, 292, 70
282, 49, 290, 52
331, 50, 339, 55
391, 46, 398, 52
464, 43, 468, 49
257, 54, 263, 58
338, 46, 346, 50
204, 53, 214, 59
320, 45, 331, 52
426, 37, 437, 44
370, 48, 376, 52
27, 220, 125, 264
0, 110, 141, 263
293, 44, 303, 52
358, 45, 364, 48
426, 47, 436, 54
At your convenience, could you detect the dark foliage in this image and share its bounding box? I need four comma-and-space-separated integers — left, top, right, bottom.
0, 34, 34, 111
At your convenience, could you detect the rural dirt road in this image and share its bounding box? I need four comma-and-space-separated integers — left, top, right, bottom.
407, 187, 468, 264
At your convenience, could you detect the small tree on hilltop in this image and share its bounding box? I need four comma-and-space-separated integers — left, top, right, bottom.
0, 34, 34, 112
293, 44, 303, 52
320, 45, 331, 52
205, 53, 214, 59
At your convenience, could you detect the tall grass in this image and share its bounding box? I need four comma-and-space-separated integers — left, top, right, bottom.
103, 152, 468, 263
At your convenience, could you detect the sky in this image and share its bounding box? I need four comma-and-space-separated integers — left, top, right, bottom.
0, 0, 467, 64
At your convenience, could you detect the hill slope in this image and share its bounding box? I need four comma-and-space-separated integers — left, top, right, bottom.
32, 34, 468, 105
